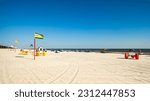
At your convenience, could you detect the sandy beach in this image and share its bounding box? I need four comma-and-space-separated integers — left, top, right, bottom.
0, 49, 150, 84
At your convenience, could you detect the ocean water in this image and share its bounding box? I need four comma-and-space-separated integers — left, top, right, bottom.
47, 48, 150, 55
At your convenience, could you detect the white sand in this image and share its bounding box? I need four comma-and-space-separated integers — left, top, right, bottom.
0, 49, 150, 84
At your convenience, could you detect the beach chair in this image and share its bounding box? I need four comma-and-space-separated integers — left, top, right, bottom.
19, 50, 28, 55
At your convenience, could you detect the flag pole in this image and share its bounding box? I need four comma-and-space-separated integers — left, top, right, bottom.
34, 38, 36, 60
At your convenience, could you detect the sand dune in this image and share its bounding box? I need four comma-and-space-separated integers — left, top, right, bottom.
0, 49, 150, 84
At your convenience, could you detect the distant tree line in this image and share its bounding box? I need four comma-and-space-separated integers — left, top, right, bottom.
0, 45, 11, 48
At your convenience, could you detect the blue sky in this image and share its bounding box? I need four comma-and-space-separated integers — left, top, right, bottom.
0, 0, 150, 48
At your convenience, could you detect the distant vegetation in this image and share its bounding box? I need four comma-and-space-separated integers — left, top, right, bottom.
0, 45, 11, 48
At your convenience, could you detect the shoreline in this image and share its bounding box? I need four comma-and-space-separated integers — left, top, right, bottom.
1, 48, 150, 55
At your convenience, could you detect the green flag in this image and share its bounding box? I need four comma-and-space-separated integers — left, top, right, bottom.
34, 32, 44, 39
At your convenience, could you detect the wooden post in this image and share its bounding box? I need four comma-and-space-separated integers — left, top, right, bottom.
34, 38, 36, 60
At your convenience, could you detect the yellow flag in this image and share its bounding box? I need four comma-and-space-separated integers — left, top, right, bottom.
34, 32, 44, 39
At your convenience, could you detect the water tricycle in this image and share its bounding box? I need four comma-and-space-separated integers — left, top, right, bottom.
36, 47, 47, 56
19, 49, 29, 55
124, 49, 140, 60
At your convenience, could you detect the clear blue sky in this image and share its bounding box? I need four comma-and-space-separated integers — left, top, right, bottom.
0, 0, 150, 48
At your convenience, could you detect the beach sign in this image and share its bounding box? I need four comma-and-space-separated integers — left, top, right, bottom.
34, 32, 44, 60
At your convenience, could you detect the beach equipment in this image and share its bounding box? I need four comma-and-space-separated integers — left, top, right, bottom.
125, 53, 129, 59
43, 51, 46, 56
19, 49, 28, 55
36, 51, 40, 56
35, 47, 47, 56
124, 49, 139, 60
19, 51, 28, 55
34, 32, 44, 60
36, 51, 47, 56
125, 53, 139, 59
100, 49, 108, 53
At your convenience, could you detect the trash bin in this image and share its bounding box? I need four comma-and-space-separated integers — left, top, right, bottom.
43, 51, 46, 56
36, 51, 40, 56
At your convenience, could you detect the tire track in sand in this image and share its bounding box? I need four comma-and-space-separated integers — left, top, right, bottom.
49, 64, 79, 84
1, 57, 12, 83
